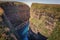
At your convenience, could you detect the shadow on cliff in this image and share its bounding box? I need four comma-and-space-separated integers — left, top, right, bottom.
28, 28, 48, 40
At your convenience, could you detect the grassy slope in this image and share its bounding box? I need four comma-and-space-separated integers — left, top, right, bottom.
47, 21, 60, 40
30, 3, 60, 37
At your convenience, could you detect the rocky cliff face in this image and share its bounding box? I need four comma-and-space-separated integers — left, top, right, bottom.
1, 2, 30, 27
0, 2, 30, 40
30, 3, 60, 37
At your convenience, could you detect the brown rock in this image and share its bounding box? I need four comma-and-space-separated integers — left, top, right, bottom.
0, 2, 30, 26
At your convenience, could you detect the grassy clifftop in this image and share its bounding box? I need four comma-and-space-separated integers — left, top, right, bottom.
47, 21, 60, 40
30, 3, 60, 37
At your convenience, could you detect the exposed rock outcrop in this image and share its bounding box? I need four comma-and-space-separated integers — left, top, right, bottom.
30, 3, 60, 37
1, 2, 30, 27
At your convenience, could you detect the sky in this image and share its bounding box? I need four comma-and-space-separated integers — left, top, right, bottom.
17, 0, 60, 7
0, 0, 60, 7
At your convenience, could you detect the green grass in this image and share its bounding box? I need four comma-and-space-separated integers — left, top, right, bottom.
47, 21, 60, 40
30, 17, 51, 37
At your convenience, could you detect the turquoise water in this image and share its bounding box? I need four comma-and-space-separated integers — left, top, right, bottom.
17, 22, 29, 40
